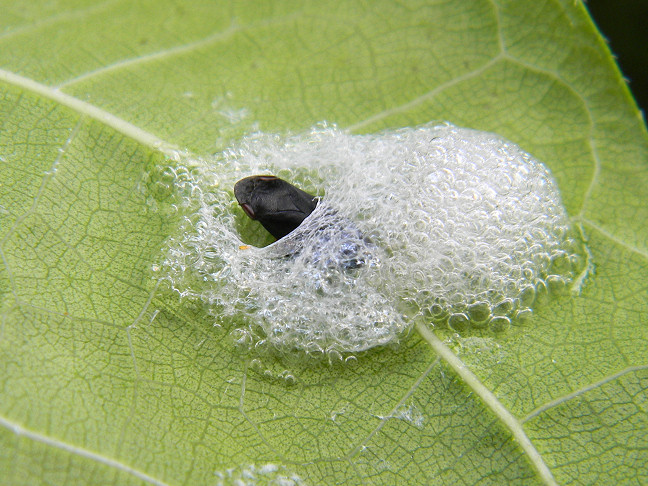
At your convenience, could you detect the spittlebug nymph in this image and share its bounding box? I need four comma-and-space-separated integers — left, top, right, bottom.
234, 175, 367, 268
234, 175, 318, 240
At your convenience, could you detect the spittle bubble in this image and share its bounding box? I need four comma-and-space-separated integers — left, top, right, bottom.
158, 123, 583, 357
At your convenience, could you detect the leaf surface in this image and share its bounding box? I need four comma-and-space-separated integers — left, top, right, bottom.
1, 1, 647, 484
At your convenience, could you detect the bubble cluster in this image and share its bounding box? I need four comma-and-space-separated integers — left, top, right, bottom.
157, 123, 583, 358
214, 463, 303, 486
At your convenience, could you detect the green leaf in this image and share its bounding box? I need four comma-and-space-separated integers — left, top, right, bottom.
1, 1, 647, 484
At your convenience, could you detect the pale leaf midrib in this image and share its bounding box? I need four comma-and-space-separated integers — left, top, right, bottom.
0, 68, 178, 156
0, 414, 169, 486
414, 321, 558, 486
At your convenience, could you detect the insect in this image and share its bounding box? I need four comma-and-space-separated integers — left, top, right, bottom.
234, 175, 318, 240
234, 175, 369, 269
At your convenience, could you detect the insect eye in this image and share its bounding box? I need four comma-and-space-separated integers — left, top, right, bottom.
257, 176, 278, 182
241, 203, 256, 219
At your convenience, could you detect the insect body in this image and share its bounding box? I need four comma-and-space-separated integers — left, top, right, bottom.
234, 175, 318, 240
234, 175, 369, 269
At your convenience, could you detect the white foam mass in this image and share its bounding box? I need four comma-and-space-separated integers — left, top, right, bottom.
158, 123, 581, 358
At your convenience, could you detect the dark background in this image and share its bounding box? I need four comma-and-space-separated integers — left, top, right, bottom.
587, 0, 648, 115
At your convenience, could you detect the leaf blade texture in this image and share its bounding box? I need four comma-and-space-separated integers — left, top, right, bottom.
1, 1, 647, 484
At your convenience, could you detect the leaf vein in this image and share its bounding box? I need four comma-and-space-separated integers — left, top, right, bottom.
0, 68, 178, 155
345, 55, 503, 132
0, 118, 81, 247
346, 357, 441, 460
577, 217, 648, 259
0, 0, 120, 42
522, 364, 648, 422
0, 414, 171, 486
56, 10, 305, 90
499, 54, 601, 217
414, 321, 558, 486
55, 22, 243, 90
